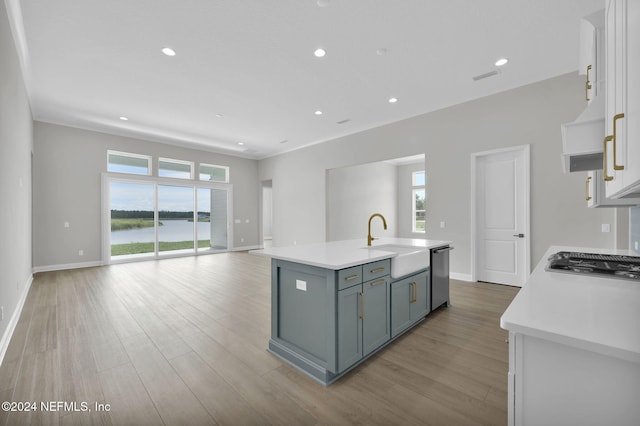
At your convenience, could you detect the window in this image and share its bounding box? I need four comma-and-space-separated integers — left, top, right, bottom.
158, 158, 194, 179
107, 177, 231, 260
105, 151, 232, 262
108, 151, 151, 175
412, 171, 425, 233
199, 163, 229, 182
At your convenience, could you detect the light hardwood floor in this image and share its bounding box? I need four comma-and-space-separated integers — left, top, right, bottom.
0, 252, 519, 425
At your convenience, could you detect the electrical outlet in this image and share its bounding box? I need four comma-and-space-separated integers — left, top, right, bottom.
64, 221, 70, 228
240, 238, 244, 243
78, 249, 84, 256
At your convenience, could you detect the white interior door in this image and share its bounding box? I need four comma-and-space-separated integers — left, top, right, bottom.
474, 146, 529, 286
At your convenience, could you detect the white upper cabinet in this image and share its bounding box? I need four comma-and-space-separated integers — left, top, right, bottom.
579, 16, 598, 102
604, 0, 640, 198
561, 10, 606, 173
586, 170, 640, 207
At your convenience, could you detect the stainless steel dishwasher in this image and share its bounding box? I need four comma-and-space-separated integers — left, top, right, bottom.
431, 246, 453, 310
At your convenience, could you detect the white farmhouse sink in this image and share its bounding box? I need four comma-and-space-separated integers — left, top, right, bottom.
365, 244, 430, 279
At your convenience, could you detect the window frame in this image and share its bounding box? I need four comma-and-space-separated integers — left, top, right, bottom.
107, 150, 152, 176
199, 163, 230, 183
158, 157, 195, 180
411, 171, 426, 233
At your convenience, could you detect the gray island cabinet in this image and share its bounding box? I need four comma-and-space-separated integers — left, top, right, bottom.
252, 238, 451, 385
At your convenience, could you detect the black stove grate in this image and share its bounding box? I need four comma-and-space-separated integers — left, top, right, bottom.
546, 251, 640, 281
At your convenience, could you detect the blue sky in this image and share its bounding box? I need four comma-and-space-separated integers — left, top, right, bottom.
110, 182, 211, 212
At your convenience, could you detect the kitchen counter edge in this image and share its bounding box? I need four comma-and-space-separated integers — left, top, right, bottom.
500, 245, 640, 363
249, 238, 452, 270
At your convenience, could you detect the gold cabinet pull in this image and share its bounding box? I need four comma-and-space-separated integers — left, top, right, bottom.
370, 279, 386, 287
344, 274, 360, 281
613, 113, 625, 171
410, 282, 416, 303
370, 267, 385, 274
604, 135, 614, 181
359, 292, 364, 319
586, 176, 592, 201
585, 65, 592, 101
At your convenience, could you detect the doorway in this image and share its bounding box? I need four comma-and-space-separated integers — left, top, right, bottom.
261, 180, 273, 248
471, 145, 530, 286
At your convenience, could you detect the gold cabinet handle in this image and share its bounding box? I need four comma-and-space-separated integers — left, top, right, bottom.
370, 279, 385, 287
344, 274, 360, 281
370, 267, 385, 274
613, 113, 625, 171
586, 176, 592, 201
359, 292, 364, 319
604, 135, 614, 181
585, 65, 592, 101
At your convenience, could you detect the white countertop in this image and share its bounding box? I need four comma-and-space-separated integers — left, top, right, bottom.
500, 245, 640, 363
249, 237, 451, 270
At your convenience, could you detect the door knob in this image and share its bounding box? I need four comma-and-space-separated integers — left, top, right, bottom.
513, 233, 525, 238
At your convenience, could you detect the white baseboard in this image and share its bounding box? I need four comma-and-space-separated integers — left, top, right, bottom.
0, 273, 33, 368
450, 272, 473, 282
32, 260, 104, 274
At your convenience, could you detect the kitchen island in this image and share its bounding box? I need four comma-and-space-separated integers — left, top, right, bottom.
251, 237, 451, 385
500, 246, 640, 426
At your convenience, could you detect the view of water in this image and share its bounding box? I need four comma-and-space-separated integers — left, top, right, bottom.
111, 220, 212, 244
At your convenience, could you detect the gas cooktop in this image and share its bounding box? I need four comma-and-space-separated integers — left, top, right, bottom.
546, 251, 640, 281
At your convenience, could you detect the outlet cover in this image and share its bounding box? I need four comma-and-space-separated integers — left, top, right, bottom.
601, 223, 611, 233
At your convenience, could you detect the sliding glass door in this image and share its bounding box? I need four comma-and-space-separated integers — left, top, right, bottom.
109, 181, 156, 258
106, 177, 231, 262
158, 185, 195, 255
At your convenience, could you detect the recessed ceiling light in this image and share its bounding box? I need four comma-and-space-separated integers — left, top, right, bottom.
317, 0, 330, 7
314, 48, 326, 58
376, 48, 388, 56
215, 114, 223, 118
495, 57, 508, 67
388, 97, 398, 103
119, 116, 129, 121
161, 47, 176, 56
315, 110, 323, 115
237, 142, 244, 146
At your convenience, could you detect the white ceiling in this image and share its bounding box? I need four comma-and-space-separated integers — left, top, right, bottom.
7, 0, 603, 159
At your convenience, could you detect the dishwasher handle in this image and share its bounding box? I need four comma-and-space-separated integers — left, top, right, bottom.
433, 246, 454, 253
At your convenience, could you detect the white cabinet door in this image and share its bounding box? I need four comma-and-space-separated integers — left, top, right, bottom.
579, 17, 596, 102
604, 0, 640, 198
586, 170, 640, 207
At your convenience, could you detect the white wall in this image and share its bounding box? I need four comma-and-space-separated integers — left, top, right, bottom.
258, 73, 618, 276
326, 161, 398, 241
0, 1, 33, 356
33, 122, 260, 269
